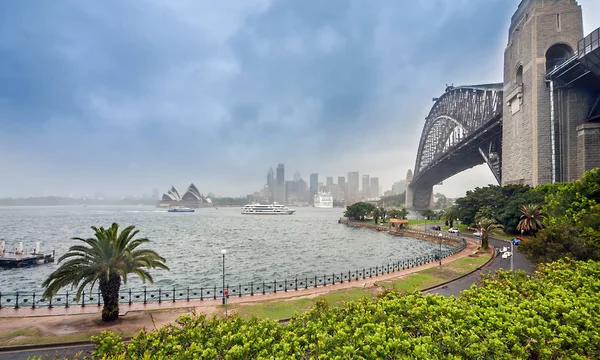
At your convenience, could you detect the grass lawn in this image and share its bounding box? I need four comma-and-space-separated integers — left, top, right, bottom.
231, 250, 492, 320
0, 327, 136, 347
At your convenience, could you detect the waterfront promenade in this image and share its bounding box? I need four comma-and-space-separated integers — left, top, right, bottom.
0, 235, 479, 318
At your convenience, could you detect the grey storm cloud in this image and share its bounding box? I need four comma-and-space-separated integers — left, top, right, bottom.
6, 0, 598, 197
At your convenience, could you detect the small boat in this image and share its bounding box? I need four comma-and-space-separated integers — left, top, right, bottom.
167, 207, 195, 213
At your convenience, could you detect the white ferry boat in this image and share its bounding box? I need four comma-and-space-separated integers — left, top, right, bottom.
313, 191, 333, 208
241, 203, 296, 215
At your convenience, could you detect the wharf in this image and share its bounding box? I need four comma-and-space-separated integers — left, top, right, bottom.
0, 252, 55, 268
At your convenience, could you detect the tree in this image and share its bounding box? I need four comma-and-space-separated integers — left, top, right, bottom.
443, 206, 459, 228
521, 168, 600, 262
517, 204, 545, 237
388, 208, 409, 220
42, 223, 169, 322
378, 207, 388, 223
372, 207, 381, 224
434, 193, 448, 209
420, 209, 435, 220
476, 217, 504, 250
344, 202, 376, 221
475, 206, 494, 222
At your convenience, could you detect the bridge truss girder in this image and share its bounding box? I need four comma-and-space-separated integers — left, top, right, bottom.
409, 84, 504, 209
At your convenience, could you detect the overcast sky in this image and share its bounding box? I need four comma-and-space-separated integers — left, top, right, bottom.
1, 0, 599, 198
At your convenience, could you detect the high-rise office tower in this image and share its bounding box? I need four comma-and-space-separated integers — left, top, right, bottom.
337, 176, 346, 200
347, 172, 359, 203
276, 163, 285, 204
362, 174, 370, 199
370, 177, 380, 198
309, 173, 318, 204
293, 171, 302, 182
392, 180, 406, 195
326, 177, 334, 187
267, 168, 274, 203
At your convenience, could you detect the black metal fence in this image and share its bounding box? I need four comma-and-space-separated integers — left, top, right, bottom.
0, 239, 466, 310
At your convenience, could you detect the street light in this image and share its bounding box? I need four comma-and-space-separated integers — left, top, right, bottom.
438, 233, 443, 266
221, 249, 227, 308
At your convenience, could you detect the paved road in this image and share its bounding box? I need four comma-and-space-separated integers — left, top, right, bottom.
0, 344, 94, 360
420, 225, 535, 297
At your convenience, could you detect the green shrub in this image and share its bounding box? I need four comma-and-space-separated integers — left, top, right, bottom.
92, 259, 600, 359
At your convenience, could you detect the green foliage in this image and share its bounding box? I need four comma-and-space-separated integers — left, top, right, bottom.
343, 202, 376, 220
521, 168, 600, 262
92, 259, 600, 359
454, 184, 545, 233
420, 209, 436, 220
42, 223, 169, 322
379, 192, 405, 207
388, 208, 408, 220
517, 204, 545, 236
476, 217, 504, 250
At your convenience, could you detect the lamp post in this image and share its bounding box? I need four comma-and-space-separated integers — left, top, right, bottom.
438, 233, 443, 266
221, 249, 227, 306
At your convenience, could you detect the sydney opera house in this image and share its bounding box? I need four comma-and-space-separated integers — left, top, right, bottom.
157, 183, 213, 208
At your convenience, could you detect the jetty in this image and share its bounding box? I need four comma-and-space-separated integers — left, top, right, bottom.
0, 240, 55, 268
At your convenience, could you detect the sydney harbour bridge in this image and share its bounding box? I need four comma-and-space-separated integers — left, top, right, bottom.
407, 0, 600, 210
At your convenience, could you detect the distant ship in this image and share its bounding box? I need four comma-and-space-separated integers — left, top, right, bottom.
241, 203, 296, 215
313, 191, 333, 208
167, 207, 195, 213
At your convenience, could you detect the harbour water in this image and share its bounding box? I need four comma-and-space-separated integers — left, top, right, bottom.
0, 206, 449, 294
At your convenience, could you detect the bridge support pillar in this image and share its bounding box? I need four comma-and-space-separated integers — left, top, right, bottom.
409, 182, 433, 211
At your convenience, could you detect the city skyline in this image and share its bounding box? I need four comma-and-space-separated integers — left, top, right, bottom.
2, 1, 600, 199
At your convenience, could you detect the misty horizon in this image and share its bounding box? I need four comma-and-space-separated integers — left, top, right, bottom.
2, 0, 599, 200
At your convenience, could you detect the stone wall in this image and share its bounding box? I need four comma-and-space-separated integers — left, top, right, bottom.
502, 0, 583, 186
577, 123, 600, 177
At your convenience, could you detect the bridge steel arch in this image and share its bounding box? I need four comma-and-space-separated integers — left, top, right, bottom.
408, 84, 504, 210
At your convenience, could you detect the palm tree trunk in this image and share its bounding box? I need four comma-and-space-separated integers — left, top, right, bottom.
481, 235, 489, 250
99, 273, 121, 322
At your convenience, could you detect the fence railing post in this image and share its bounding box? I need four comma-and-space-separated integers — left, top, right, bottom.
213, 286, 216, 300
332, 273, 335, 285
295, 278, 298, 291
98, 289, 101, 307
0, 292, 2, 309
143, 287, 147, 304
274, 280, 277, 293
238, 284, 241, 297
251, 282, 254, 296
129, 289, 132, 306
81, 292, 84, 308
158, 288, 162, 304
187, 287, 190, 301
172, 287, 176, 303
305, 277, 308, 289
15, 291, 19, 309
262, 281, 265, 295
314, 275, 317, 288
49, 295, 52, 309
32, 292, 36, 309
65, 291, 69, 308
200, 287, 203, 301
363, 268, 366, 279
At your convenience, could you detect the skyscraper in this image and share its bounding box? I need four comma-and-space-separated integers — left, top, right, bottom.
309, 173, 318, 204
362, 174, 370, 199
267, 168, 274, 203
392, 180, 406, 195
337, 176, 346, 200
347, 172, 359, 203
370, 177, 380, 198
276, 163, 285, 204
326, 177, 334, 187
293, 171, 302, 182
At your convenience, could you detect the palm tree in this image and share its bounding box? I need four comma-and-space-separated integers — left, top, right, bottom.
42, 223, 169, 322
372, 207, 381, 224
517, 204, 545, 237
477, 217, 504, 250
